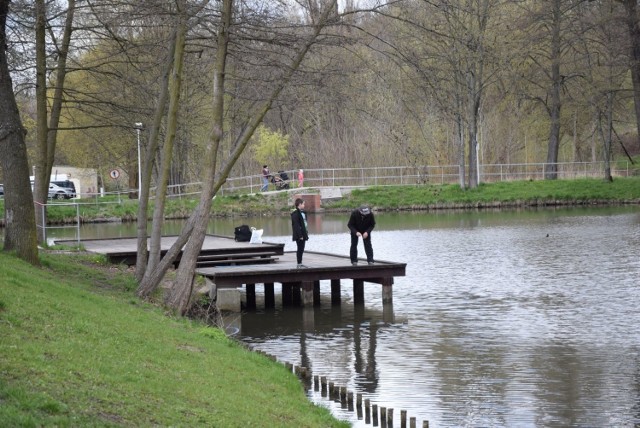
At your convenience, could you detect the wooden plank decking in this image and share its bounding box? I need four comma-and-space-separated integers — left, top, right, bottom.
195, 251, 406, 288
56, 235, 406, 311
56, 235, 284, 266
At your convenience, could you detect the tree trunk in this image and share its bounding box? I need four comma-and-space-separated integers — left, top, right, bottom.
135, 32, 176, 282
32, 0, 75, 244
0, 0, 39, 264
147, 8, 188, 274
621, 0, 640, 152
603, 92, 614, 182
466, 71, 481, 189
545, 0, 562, 180
455, 95, 465, 189
162, 0, 231, 313
33, 0, 48, 243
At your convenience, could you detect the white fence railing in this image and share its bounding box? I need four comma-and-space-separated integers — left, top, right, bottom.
32, 161, 633, 202
212, 161, 635, 196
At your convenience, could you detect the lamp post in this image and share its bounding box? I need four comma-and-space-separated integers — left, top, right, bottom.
134, 122, 143, 197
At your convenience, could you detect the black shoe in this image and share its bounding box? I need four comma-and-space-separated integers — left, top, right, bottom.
351, 262, 358, 266
368, 261, 374, 265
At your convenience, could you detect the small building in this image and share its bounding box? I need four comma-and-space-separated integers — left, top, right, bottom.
50, 166, 98, 198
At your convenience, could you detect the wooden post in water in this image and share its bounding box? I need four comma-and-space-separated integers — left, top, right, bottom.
410, 417, 416, 428
282, 282, 293, 306
246, 283, 256, 309
422, 421, 429, 428
400, 410, 406, 427
372, 404, 378, 425
387, 408, 393, 425
353, 279, 364, 304
331, 279, 341, 304
380, 407, 386, 425
313, 280, 321, 305
292, 283, 302, 305
381, 277, 393, 304
365, 399, 371, 424
264, 282, 275, 308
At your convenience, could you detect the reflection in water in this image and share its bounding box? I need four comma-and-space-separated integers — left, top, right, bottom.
236, 302, 399, 399
29, 206, 640, 426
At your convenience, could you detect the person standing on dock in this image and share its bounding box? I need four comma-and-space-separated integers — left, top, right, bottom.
348, 205, 376, 265
291, 198, 309, 268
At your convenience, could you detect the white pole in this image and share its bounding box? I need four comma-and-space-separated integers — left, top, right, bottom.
135, 123, 143, 197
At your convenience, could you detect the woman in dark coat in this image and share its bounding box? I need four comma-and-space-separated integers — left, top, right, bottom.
291, 198, 309, 268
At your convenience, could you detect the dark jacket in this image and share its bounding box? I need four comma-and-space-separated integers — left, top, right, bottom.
291, 208, 309, 241
348, 209, 376, 235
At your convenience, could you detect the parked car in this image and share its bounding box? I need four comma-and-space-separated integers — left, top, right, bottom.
51, 180, 76, 198
48, 183, 74, 200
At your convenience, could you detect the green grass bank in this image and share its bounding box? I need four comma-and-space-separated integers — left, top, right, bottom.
0, 251, 348, 427
1, 177, 639, 225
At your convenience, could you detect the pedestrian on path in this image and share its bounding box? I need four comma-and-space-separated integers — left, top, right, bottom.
347, 205, 376, 265
291, 198, 309, 268
298, 169, 304, 188
261, 165, 270, 192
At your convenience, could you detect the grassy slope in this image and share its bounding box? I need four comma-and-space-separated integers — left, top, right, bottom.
324, 177, 640, 210
0, 251, 347, 427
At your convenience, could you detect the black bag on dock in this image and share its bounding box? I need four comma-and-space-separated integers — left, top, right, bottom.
234, 225, 252, 242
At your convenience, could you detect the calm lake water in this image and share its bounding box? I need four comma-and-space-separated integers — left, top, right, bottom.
38, 206, 640, 426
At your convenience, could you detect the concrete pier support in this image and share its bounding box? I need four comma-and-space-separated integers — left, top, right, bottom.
302, 281, 314, 306
382, 277, 393, 304
216, 288, 241, 312
205, 277, 216, 299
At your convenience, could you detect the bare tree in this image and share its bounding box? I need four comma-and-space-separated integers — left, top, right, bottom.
136, 0, 341, 314
33, 0, 76, 243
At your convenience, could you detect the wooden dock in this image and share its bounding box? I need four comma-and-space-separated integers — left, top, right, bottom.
57, 235, 284, 267
57, 235, 406, 312
197, 251, 406, 311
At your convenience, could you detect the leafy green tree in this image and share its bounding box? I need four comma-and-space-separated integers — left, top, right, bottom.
252, 125, 290, 169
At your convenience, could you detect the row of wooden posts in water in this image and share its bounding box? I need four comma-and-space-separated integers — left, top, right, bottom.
254, 349, 429, 428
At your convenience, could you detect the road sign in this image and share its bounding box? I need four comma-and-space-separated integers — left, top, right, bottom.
109, 169, 120, 179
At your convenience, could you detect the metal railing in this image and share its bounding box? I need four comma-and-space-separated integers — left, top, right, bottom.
213, 161, 635, 195
36, 161, 634, 203
35, 200, 81, 246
